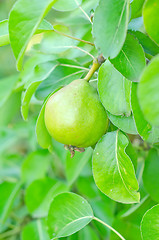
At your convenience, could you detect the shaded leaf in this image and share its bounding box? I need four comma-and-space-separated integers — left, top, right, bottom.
143, 149, 159, 202
98, 61, 131, 116
21, 220, 50, 240
25, 178, 68, 217
21, 61, 57, 120
128, 30, 159, 56
110, 34, 146, 81
107, 112, 138, 135
141, 204, 159, 240
66, 147, 93, 185
21, 150, 51, 185
0, 181, 21, 224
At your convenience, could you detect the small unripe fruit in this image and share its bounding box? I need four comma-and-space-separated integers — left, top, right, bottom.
44, 79, 108, 148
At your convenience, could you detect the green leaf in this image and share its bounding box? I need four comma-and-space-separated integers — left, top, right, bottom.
68, 226, 99, 240
0, 20, 9, 47
21, 220, 50, 240
0, 181, 21, 224
143, 0, 159, 45
110, 34, 146, 81
141, 204, 159, 240
107, 112, 138, 135
0, 74, 19, 108
21, 61, 57, 120
110, 218, 142, 240
9, 0, 57, 70
21, 150, 51, 185
138, 54, 159, 126
128, 30, 159, 56
66, 147, 93, 186
47, 192, 94, 239
39, 25, 75, 54
92, 130, 140, 203
98, 61, 131, 116
36, 87, 62, 149
25, 178, 68, 218
131, 82, 159, 143
130, 0, 145, 19
121, 195, 156, 225
53, 0, 82, 12
93, 0, 129, 59
35, 59, 84, 100
143, 149, 159, 202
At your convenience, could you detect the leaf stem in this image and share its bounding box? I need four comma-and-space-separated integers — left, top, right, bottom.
93, 217, 126, 240
84, 54, 105, 81
74, 0, 93, 24
52, 29, 94, 46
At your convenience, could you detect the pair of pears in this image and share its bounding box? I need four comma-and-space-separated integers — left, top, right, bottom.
44, 79, 108, 148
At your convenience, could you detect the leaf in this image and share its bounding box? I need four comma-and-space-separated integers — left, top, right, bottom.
141, 204, 159, 240
143, 149, 159, 202
9, 0, 58, 70
143, 0, 159, 45
130, 0, 145, 19
92, 130, 140, 203
39, 25, 75, 54
98, 61, 131, 116
0, 181, 21, 224
131, 82, 159, 143
47, 192, 94, 239
110, 218, 142, 240
36, 87, 62, 149
21, 220, 50, 240
110, 34, 146, 81
121, 195, 156, 225
68, 226, 99, 240
107, 112, 138, 135
25, 178, 68, 218
21, 150, 51, 185
53, 0, 82, 12
93, 0, 129, 59
0, 74, 19, 108
66, 147, 93, 186
0, 20, 9, 47
128, 30, 159, 56
138, 54, 159, 126
21, 61, 57, 120
35, 59, 84, 100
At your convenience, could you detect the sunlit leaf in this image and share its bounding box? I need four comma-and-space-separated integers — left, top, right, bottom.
93, 130, 140, 203
9, 0, 58, 70
47, 192, 94, 239
141, 204, 159, 240
98, 61, 131, 116
93, 0, 129, 58
143, 0, 159, 45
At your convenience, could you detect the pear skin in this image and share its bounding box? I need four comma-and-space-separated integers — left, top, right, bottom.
44, 79, 108, 148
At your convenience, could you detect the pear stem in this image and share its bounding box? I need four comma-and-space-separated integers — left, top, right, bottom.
84, 54, 105, 82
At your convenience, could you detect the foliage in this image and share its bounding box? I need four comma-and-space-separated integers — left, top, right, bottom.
0, 0, 159, 239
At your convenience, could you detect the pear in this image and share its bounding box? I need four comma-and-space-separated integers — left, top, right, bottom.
44, 79, 108, 148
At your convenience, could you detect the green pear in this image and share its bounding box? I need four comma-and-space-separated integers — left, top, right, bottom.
44, 79, 108, 148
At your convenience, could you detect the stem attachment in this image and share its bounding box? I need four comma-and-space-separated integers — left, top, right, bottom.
84, 54, 105, 82
93, 217, 126, 240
